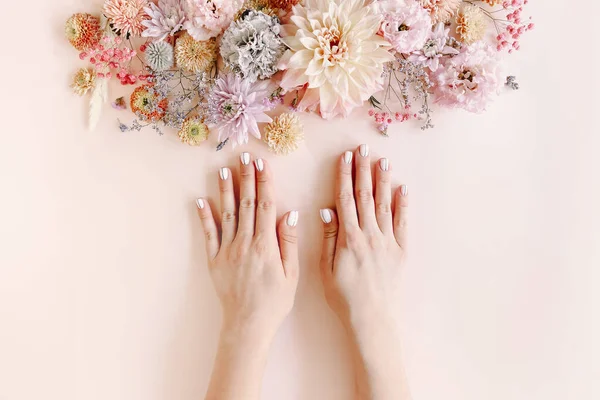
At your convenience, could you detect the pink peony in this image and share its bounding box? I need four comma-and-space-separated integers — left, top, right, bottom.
431, 41, 502, 113
376, 0, 432, 54
207, 74, 272, 147
183, 0, 242, 41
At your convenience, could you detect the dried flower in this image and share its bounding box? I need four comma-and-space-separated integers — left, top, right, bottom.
71, 68, 96, 95
236, 0, 278, 20
267, 0, 299, 12
505, 75, 519, 90
420, 0, 461, 23
456, 4, 487, 44
207, 73, 272, 147
103, 0, 149, 37
263, 112, 303, 155
431, 41, 501, 113
376, 0, 432, 54
145, 41, 174, 71
130, 85, 168, 121
175, 32, 217, 73
409, 22, 458, 71
112, 97, 127, 109
178, 116, 210, 145
183, 0, 242, 41
142, 0, 186, 41
279, 0, 394, 119
221, 10, 285, 82
482, 0, 502, 6
65, 13, 101, 51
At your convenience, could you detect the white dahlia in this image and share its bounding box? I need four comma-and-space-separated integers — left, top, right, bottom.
279, 0, 394, 119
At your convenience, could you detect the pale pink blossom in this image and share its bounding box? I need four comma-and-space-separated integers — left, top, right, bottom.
142, 0, 186, 41
103, 0, 149, 37
376, 0, 432, 54
183, 0, 242, 41
431, 41, 502, 113
408, 22, 458, 72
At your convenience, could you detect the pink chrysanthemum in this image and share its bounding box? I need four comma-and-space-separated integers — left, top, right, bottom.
420, 0, 461, 23
431, 41, 502, 113
376, 0, 432, 54
142, 0, 186, 41
183, 0, 242, 41
408, 22, 458, 72
207, 74, 272, 147
103, 0, 149, 37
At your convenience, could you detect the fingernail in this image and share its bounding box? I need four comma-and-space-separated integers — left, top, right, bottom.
320, 209, 332, 224
287, 211, 299, 227
219, 168, 229, 180
240, 152, 250, 165
255, 158, 264, 172
196, 199, 205, 209
380, 158, 389, 171
401, 185, 408, 196
359, 144, 369, 157
343, 151, 353, 164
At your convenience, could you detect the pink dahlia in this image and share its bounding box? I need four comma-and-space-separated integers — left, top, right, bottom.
183, 0, 242, 41
408, 22, 458, 72
376, 0, 432, 54
207, 74, 272, 147
142, 0, 186, 41
431, 41, 502, 113
103, 0, 149, 37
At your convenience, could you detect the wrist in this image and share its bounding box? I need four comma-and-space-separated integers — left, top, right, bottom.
220, 314, 277, 349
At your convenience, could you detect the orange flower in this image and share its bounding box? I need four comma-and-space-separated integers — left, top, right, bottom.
65, 13, 101, 51
130, 86, 168, 121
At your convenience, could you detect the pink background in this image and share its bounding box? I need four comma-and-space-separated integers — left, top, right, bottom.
1, 1, 599, 399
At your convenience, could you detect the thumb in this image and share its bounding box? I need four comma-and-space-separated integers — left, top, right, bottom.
319, 208, 338, 281
277, 211, 299, 280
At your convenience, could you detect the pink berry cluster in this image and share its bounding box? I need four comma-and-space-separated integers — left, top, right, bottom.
368, 107, 418, 134
495, 0, 534, 53
78, 36, 149, 85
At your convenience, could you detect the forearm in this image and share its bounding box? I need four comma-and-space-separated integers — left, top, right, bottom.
205, 320, 274, 400
346, 315, 411, 400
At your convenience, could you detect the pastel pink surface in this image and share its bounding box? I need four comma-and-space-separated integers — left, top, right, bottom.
1, 1, 599, 400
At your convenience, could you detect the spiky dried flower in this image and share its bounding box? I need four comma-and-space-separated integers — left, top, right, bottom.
420, 0, 461, 23
456, 4, 487, 44
175, 32, 218, 73
71, 68, 96, 95
103, 0, 149, 37
235, 0, 278, 20
178, 116, 210, 145
267, 0, 300, 12
145, 41, 174, 71
65, 13, 101, 51
263, 112, 303, 155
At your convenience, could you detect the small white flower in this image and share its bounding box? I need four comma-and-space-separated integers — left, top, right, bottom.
145, 41, 174, 71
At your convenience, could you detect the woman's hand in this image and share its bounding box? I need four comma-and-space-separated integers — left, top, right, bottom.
319, 145, 411, 400
197, 153, 299, 400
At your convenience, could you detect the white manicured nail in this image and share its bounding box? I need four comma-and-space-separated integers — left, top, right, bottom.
380, 158, 389, 171
196, 199, 205, 209
219, 168, 229, 180
287, 211, 299, 227
255, 158, 264, 172
359, 144, 369, 157
240, 152, 250, 165
401, 185, 408, 196
343, 151, 353, 164
320, 209, 332, 224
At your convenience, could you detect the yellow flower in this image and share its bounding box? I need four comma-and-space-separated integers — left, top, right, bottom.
263, 113, 303, 155
71, 68, 96, 96
456, 4, 488, 44
175, 33, 217, 74
236, 0, 278, 20
482, 0, 502, 6
178, 117, 210, 146
65, 13, 101, 51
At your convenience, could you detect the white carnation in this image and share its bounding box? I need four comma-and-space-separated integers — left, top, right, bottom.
220, 11, 285, 82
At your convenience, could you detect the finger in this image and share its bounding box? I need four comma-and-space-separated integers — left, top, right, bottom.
218, 167, 237, 246
196, 198, 220, 260
255, 158, 277, 236
236, 152, 256, 239
354, 144, 377, 231
336, 151, 359, 230
319, 208, 338, 279
277, 211, 299, 280
393, 185, 409, 249
375, 158, 393, 235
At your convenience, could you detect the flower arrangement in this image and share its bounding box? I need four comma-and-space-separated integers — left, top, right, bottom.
66, 0, 533, 150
